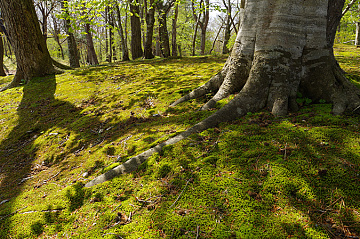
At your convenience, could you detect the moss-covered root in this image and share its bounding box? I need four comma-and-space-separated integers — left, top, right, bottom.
85, 82, 267, 187
85, 120, 212, 187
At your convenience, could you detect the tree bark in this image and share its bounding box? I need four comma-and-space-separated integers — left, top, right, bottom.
355, 2, 360, 47
222, 0, 231, 54
115, 4, 130, 61
171, 4, 178, 57
0, 0, 55, 90
0, 37, 6, 76
157, 1, 171, 58
156, 0, 175, 58
192, 0, 209, 55
130, 0, 143, 59
85, 0, 360, 189
61, 0, 80, 68
172, 0, 360, 116
84, 23, 99, 65
144, 0, 155, 59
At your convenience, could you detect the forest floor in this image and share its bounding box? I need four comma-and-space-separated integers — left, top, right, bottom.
0, 45, 359, 238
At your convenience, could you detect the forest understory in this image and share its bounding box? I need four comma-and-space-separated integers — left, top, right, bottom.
0, 45, 359, 238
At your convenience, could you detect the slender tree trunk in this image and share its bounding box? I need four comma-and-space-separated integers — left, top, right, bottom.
0, 0, 55, 90
61, 0, 80, 68
192, 20, 199, 56
192, 0, 209, 56
155, 27, 161, 56
222, 0, 231, 54
157, 3, 171, 58
105, 6, 110, 62
355, 2, 360, 47
109, 16, 114, 62
209, 21, 223, 54
115, 4, 130, 61
85, 23, 99, 65
144, 0, 156, 59
171, 4, 178, 57
130, 0, 143, 59
0, 38, 6, 76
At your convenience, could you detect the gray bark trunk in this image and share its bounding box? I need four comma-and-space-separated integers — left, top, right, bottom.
85, 23, 99, 65
222, 0, 231, 54
157, 1, 172, 58
130, 0, 143, 59
171, 4, 178, 57
144, 0, 155, 59
86, 0, 360, 189
115, 4, 130, 61
62, 0, 80, 68
0, 38, 6, 76
172, 0, 360, 116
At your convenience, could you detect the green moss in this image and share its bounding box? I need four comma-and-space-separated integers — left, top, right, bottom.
1, 53, 360, 238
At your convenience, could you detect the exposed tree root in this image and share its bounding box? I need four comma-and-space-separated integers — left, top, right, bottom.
170, 58, 231, 107
85, 49, 360, 187
52, 58, 73, 70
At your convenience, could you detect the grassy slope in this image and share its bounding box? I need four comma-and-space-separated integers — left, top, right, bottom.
0, 46, 359, 238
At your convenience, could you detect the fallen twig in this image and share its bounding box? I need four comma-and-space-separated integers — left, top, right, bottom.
169, 178, 192, 209
0, 206, 28, 221
102, 233, 124, 239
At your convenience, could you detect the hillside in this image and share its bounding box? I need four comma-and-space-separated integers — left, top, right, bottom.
0, 46, 360, 238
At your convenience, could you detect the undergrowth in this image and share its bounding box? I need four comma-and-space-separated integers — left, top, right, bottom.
0, 47, 359, 238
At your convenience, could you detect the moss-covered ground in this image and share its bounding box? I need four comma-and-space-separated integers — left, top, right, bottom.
0, 46, 360, 238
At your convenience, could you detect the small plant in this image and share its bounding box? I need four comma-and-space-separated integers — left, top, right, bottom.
296, 92, 312, 105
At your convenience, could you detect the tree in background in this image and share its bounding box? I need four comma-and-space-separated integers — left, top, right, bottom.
143, 0, 156, 59
115, 2, 130, 61
130, 0, 143, 59
156, 0, 176, 58
61, 0, 80, 67
192, 0, 209, 55
0, 0, 55, 90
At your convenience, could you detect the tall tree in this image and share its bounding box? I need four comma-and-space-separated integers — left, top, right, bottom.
35, 0, 57, 42
61, 0, 80, 68
0, 0, 55, 90
143, 0, 156, 59
172, 0, 359, 117
221, 0, 231, 54
130, 0, 143, 59
192, 0, 209, 55
171, 3, 179, 57
156, 0, 175, 58
115, 2, 130, 61
86, 0, 360, 189
0, 37, 6, 76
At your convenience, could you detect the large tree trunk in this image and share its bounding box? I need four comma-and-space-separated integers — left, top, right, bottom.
85, 0, 360, 189
171, 0, 360, 116
130, 0, 143, 59
0, 0, 55, 90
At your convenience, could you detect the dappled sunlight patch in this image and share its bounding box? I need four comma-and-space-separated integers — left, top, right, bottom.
0, 54, 360, 238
